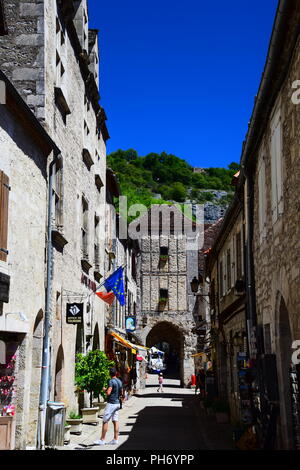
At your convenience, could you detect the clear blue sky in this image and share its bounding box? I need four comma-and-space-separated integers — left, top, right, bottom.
88, 0, 278, 168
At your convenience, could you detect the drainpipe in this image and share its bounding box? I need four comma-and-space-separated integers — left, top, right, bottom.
37, 153, 62, 450
242, 165, 257, 359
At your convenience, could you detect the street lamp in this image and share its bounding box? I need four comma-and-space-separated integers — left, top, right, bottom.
190, 275, 209, 298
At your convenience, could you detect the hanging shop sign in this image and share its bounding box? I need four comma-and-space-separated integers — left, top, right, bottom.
66, 303, 84, 325
125, 316, 136, 332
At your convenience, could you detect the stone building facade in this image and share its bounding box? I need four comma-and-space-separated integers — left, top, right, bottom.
0, 0, 108, 448
221, 0, 300, 449
0, 70, 59, 449
206, 189, 247, 425
132, 205, 201, 386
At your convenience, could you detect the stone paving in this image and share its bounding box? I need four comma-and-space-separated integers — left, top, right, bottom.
61, 374, 234, 451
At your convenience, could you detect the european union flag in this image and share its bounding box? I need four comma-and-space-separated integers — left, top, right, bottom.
103, 266, 125, 306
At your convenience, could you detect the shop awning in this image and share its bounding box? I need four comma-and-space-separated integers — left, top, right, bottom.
134, 344, 149, 352
110, 331, 137, 354
191, 352, 207, 358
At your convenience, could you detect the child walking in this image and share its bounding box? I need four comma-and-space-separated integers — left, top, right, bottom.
157, 373, 164, 393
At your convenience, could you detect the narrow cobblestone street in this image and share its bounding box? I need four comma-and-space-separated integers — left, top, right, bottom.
64, 374, 234, 451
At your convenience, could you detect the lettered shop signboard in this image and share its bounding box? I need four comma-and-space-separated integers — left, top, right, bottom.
66, 303, 84, 325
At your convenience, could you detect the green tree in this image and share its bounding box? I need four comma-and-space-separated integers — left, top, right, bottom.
170, 182, 187, 202
75, 350, 115, 406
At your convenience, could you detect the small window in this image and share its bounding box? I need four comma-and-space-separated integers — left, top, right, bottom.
159, 289, 168, 300
236, 232, 242, 280
0, 171, 9, 262
81, 197, 89, 257
226, 249, 231, 291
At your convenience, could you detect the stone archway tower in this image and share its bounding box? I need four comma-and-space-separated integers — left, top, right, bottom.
133, 205, 201, 387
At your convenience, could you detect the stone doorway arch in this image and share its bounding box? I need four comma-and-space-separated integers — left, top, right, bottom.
28, 309, 44, 446
146, 321, 184, 384
275, 293, 294, 449
54, 345, 64, 403
92, 323, 100, 351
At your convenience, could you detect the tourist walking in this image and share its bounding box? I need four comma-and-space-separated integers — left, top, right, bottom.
94, 367, 123, 446
157, 373, 164, 393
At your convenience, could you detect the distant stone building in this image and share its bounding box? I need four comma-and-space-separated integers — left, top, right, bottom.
193, 167, 205, 174
132, 205, 202, 387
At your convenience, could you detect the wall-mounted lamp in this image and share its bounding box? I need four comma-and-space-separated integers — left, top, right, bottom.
190, 275, 209, 297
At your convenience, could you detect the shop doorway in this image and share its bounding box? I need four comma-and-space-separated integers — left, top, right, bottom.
54, 345, 64, 402
276, 294, 294, 449
146, 322, 183, 382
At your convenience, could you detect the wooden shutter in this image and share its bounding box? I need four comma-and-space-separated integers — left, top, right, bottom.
0, 171, 9, 262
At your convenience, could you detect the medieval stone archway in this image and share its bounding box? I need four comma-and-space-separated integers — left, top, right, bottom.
146, 321, 185, 385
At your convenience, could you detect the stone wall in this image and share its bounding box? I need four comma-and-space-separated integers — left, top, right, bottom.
0, 102, 48, 448
252, 34, 300, 449
0, 0, 45, 119
0, 0, 107, 447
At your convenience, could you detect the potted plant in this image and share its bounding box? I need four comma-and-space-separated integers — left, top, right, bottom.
92, 395, 106, 418
65, 410, 83, 435
75, 350, 114, 424
212, 399, 230, 423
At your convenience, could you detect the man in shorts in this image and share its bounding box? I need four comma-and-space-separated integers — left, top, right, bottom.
94, 367, 123, 446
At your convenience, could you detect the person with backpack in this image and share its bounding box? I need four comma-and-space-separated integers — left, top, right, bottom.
94, 367, 124, 446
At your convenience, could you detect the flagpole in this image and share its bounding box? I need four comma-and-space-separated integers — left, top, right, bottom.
94, 264, 127, 293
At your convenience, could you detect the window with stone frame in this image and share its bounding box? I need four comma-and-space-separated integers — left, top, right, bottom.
270, 105, 283, 223
159, 288, 168, 302
226, 248, 231, 292
236, 231, 242, 280
52, 159, 64, 230
0, 170, 9, 262
54, 6, 70, 121
0, 0, 7, 36
258, 153, 267, 241
94, 214, 101, 275
81, 196, 89, 259
219, 260, 224, 298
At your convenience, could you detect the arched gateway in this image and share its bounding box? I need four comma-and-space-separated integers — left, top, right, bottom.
134, 205, 201, 387
146, 321, 183, 381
